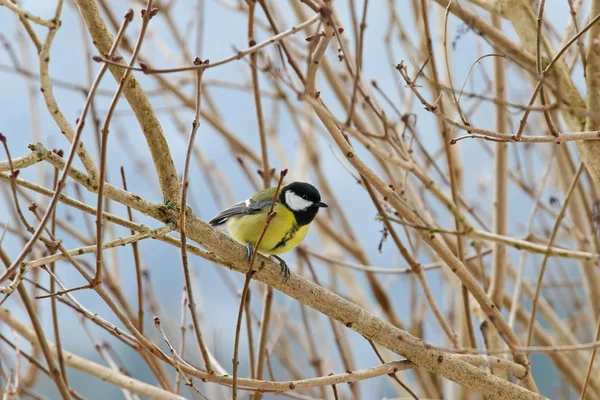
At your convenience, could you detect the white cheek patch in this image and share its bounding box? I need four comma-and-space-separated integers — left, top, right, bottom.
286, 191, 313, 211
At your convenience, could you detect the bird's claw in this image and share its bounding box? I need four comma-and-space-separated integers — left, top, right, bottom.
247, 244, 290, 282
272, 255, 290, 282
280, 261, 290, 282
246, 242, 254, 261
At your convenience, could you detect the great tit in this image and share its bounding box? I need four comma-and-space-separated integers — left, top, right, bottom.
209, 182, 328, 279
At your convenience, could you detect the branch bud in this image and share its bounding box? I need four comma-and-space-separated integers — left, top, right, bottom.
124, 9, 134, 21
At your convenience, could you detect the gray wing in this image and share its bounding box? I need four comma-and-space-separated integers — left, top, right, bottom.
208, 199, 273, 226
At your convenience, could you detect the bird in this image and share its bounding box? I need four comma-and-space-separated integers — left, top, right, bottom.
208, 182, 328, 280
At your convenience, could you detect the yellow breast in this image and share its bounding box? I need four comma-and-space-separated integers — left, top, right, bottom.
226, 204, 310, 255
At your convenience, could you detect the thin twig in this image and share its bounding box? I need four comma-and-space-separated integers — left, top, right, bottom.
345, 0, 369, 125
0, 0, 57, 27
94, 13, 321, 75
442, 0, 468, 125
253, 284, 274, 400
247, 0, 271, 188
526, 163, 584, 345
154, 317, 209, 399
175, 291, 187, 393
120, 167, 144, 334
48, 166, 68, 386
396, 61, 600, 144
580, 308, 600, 399
508, 150, 556, 328
95, 2, 154, 285
178, 57, 212, 373
244, 288, 255, 379
232, 169, 287, 399
534, 0, 559, 137
488, 11, 508, 338
514, 11, 600, 140
367, 339, 419, 399
1, 248, 72, 400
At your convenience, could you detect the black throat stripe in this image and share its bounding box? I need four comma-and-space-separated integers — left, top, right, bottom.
272, 224, 299, 251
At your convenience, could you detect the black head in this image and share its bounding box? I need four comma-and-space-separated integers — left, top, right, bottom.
279, 182, 328, 225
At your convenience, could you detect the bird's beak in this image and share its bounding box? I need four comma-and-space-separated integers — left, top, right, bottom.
316, 201, 328, 208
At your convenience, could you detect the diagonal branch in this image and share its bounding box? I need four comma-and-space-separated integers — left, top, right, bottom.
178, 58, 212, 374
94, 1, 155, 286
75, 0, 180, 202
0, 0, 57, 27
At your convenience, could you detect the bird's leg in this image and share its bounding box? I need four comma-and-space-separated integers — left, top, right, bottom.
246, 242, 254, 261
271, 255, 290, 282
